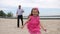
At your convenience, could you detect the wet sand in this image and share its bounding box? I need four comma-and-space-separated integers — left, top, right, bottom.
0, 18, 60, 34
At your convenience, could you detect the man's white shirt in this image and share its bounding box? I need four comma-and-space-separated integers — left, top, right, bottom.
17, 9, 24, 15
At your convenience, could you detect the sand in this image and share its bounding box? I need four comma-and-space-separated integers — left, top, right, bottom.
0, 18, 60, 34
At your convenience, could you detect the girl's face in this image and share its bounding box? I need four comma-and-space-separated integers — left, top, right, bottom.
32, 9, 39, 16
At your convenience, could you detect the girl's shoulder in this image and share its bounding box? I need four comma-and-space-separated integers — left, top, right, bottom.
29, 16, 40, 18
29, 16, 40, 19
29, 16, 33, 18
37, 16, 40, 20
37, 16, 40, 18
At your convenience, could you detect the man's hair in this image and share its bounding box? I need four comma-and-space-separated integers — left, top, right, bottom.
19, 5, 21, 7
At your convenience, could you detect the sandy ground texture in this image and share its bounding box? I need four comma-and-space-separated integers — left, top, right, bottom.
0, 18, 60, 34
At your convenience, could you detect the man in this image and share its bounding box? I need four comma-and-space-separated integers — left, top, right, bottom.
16, 5, 24, 28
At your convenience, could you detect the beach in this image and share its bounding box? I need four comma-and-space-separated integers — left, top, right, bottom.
0, 18, 60, 34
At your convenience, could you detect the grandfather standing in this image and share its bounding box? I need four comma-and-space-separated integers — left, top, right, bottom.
16, 5, 24, 28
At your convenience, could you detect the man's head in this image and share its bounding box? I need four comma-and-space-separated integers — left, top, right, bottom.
19, 5, 21, 9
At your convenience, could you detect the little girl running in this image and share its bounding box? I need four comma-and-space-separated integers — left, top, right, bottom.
21, 8, 46, 34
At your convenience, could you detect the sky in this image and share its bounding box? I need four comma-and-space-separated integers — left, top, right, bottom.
0, 0, 60, 16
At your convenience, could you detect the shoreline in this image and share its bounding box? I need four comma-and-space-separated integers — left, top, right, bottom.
0, 18, 60, 20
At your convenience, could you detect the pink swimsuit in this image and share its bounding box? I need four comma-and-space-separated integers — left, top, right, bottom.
27, 16, 41, 34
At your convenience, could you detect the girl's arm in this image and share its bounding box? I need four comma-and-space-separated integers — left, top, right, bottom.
21, 18, 30, 29
40, 23, 46, 32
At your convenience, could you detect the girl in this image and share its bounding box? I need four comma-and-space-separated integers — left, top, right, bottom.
21, 8, 46, 34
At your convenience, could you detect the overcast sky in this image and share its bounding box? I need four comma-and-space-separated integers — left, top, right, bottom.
0, 0, 60, 16
0, 0, 60, 8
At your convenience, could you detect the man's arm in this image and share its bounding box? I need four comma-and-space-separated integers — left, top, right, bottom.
16, 10, 18, 16
22, 9, 24, 13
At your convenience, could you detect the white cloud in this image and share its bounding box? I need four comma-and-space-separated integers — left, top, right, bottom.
0, 0, 19, 7
0, 8, 7, 10
19, 0, 60, 8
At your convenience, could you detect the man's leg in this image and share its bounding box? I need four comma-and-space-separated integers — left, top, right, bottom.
17, 16, 19, 28
21, 15, 23, 26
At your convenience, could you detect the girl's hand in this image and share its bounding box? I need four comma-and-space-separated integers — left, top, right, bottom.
44, 29, 47, 32
21, 26, 24, 29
